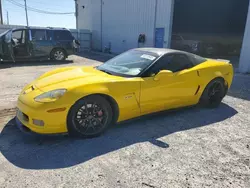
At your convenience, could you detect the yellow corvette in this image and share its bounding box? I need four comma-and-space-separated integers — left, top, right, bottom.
16, 48, 234, 137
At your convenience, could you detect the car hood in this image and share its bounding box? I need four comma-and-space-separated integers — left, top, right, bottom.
34, 66, 122, 90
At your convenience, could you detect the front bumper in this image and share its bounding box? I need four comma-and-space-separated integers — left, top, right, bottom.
15, 116, 68, 136
15, 116, 39, 135
16, 98, 69, 134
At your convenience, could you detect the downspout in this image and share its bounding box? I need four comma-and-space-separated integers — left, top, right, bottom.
100, 0, 103, 51
153, 0, 158, 47
75, 0, 78, 30
167, 0, 175, 48
74, 0, 79, 41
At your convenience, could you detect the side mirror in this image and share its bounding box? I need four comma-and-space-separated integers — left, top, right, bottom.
154, 70, 173, 81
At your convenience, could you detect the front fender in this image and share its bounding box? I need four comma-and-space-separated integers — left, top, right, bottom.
64, 81, 141, 122
61, 84, 112, 108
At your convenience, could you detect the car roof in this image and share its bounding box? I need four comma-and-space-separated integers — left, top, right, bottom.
134, 48, 188, 56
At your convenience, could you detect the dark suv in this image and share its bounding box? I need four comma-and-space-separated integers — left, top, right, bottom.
0, 27, 80, 62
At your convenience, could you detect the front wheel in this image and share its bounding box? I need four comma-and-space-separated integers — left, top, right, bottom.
50, 49, 66, 61
199, 78, 226, 108
67, 95, 113, 138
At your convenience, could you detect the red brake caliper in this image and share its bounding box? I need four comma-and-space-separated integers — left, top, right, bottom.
97, 110, 103, 117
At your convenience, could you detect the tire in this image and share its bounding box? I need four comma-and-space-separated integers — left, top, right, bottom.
67, 95, 113, 138
199, 78, 226, 108
50, 48, 66, 61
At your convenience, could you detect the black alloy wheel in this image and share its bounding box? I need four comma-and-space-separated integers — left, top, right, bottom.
200, 78, 226, 108
207, 81, 224, 105
67, 95, 113, 137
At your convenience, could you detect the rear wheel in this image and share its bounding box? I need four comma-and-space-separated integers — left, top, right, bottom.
67, 95, 113, 138
50, 48, 66, 61
199, 78, 226, 108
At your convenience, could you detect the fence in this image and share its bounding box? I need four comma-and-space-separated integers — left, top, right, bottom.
0, 24, 91, 51
70, 29, 91, 51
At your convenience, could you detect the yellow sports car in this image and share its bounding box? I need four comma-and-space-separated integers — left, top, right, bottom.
16, 48, 234, 137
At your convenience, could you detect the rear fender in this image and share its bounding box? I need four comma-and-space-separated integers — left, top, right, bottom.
197, 70, 226, 97
214, 71, 223, 78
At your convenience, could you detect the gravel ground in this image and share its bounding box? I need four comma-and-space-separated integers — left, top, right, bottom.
0, 53, 249, 188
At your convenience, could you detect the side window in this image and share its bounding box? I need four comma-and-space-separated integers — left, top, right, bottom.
31, 30, 46, 41
5, 31, 12, 43
172, 35, 182, 40
167, 55, 193, 72
12, 30, 22, 40
46, 30, 53, 41
21, 30, 26, 43
12, 30, 26, 44
147, 54, 193, 76
148, 55, 174, 76
54, 30, 73, 40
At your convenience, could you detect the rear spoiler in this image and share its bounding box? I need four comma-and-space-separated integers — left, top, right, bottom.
216, 59, 230, 63
207, 58, 231, 64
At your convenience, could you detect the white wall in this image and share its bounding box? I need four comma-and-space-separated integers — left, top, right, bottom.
77, 0, 174, 53
239, 1, 250, 73
91, 0, 102, 51
77, 0, 102, 51
102, 0, 155, 54
77, 0, 92, 31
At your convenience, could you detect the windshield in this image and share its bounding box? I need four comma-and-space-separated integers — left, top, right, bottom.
97, 50, 159, 77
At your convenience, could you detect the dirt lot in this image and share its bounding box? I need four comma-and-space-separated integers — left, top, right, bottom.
0, 53, 249, 188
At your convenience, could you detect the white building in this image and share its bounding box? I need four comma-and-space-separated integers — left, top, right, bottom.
76, 0, 250, 73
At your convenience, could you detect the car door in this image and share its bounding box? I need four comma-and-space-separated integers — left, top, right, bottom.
140, 53, 200, 115
3, 30, 15, 61
11, 29, 30, 58
29, 29, 52, 58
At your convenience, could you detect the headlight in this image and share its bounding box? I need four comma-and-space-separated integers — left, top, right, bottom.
34, 89, 67, 103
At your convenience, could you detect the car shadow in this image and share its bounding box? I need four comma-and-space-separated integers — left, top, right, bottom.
0, 60, 73, 69
0, 103, 237, 170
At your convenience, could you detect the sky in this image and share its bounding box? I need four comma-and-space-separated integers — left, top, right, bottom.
2, 0, 76, 29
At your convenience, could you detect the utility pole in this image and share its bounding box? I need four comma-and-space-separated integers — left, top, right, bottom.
24, 0, 29, 26
0, 0, 3, 24
6, 11, 9, 25
74, 0, 78, 30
